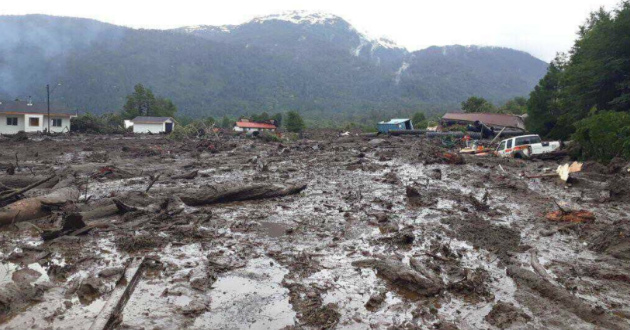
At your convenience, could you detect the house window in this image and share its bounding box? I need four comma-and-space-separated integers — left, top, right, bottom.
29, 118, 40, 127
6, 117, 17, 126
52, 119, 62, 127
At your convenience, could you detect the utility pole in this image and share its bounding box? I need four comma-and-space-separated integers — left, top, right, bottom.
46, 84, 50, 134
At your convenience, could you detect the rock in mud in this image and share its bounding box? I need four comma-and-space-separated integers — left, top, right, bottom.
352, 258, 442, 296
484, 301, 531, 329
447, 267, 493, 300
406, 185, 438, 207
365, 290, 387, 311
115, 234, 166, 253
98, 267, 124, 278
589, 220, 630, 260
380, 226, 415, 246
429, 168, 442, 180
285, 283, 340, 328
76, 276, 103, 304
0, 282, 47, 318
180, 298, 209, 317
381, 171, 400, 184
11, 268, 42, 284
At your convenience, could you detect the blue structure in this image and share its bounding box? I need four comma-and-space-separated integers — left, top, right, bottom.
377, 118, 414, 133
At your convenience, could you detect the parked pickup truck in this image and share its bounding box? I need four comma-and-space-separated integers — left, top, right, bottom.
496, 134, 561, 158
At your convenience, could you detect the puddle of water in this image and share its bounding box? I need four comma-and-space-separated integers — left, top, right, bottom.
260, 221, 289, 238
192, 257, 295, 330
0, 262, 50, 285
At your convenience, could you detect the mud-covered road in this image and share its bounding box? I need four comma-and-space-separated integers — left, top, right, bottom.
0, 132, 629, 330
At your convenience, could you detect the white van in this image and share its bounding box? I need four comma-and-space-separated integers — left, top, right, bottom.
496, 134, 560, 158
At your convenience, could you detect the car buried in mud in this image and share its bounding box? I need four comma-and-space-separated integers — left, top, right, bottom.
496, 134, 561, 158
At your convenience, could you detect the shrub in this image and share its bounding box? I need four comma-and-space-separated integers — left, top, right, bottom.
258, 131, 281, 142
168, 124, 200, 140
572, 111, 630, 163
71, 113, 126, 134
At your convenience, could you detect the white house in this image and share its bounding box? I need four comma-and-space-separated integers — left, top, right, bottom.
131, 116, 175, 134
0, 100, 76, 134
233, 121, 277, 133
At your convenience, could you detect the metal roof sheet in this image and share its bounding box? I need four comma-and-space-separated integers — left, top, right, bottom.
378, 118, 411, 125
131, 116, 174, 123
0, 100, 75, 116
442, 113, 525, 129
235, 121, 277, 129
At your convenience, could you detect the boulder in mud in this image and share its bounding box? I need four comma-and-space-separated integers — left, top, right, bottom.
484, 301, 531, 329
352, 258, 443, 296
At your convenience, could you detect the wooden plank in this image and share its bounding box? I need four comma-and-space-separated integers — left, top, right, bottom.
89, 257, 145, 330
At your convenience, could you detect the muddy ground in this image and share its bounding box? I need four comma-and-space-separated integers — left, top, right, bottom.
0, 131, 629, 330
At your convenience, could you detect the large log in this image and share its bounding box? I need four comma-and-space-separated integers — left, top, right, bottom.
0, 187, 80, 226
0, 175, 59, 189
78, 199, 137, 221
180, 184, 307, 206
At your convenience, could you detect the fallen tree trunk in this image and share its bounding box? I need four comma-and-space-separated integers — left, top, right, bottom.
172, 170, 198, 180
180, 184, 307, 206
0, 187, 80, 226
0, 175, 56, 202
352, 258, 442, 296
78, 199, 136, 221
0, 175, 59, 189
507, 266, 628, 330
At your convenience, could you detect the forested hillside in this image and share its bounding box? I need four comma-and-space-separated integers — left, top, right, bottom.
527, 1, 630, 161
0, 13, 548, 120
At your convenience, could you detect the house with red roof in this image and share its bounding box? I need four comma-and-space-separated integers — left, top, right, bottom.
233, 118, 277, 133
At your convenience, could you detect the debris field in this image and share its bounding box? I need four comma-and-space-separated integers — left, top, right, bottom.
0, 132, 629, 330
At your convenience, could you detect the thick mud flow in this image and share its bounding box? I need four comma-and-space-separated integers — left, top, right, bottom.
0, 133, 629, 329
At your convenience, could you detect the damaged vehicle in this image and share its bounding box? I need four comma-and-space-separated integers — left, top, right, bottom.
496, 134, 561, 158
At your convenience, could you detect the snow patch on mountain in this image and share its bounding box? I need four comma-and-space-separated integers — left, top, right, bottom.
394, 61, 410, 85
377, 37, 400, 50
182, 25, 232, 34
251, 10, 341, 25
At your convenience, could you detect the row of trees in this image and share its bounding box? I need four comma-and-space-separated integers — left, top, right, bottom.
526, 1, 630, 161
460, 96, 527, 114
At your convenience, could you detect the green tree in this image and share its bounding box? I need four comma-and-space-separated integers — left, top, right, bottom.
499, 97, 528, 114
527, 58, 566, 137
272, 113, 283, 127
252, 112, 270, 122
461, 96, 496, 113
285, 111, 305, 133
203, 116, 216, 126
411, 111, 428, 129
121, 83, 177, 119
572, 111, 630, 162
527, 2, 630, 140
220, 115, 231, 129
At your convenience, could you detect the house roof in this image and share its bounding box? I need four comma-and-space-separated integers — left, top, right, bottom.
235, 121, 277, 129
442, 112, 526, 130
0, 100, 76, 116
378, 118, 411, 125
131, 116, 174, 124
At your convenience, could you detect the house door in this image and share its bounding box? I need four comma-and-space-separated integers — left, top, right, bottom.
165, 122, 173, 133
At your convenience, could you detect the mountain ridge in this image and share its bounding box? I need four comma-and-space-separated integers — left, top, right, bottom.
0, 13, 548, 120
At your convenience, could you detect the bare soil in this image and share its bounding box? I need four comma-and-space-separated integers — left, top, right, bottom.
0, 131, 629, 330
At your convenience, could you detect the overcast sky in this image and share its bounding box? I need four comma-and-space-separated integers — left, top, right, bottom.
1, 0, 622, 61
